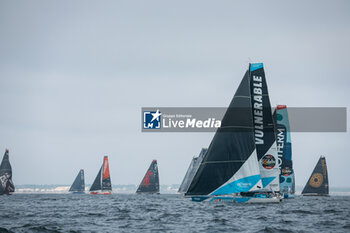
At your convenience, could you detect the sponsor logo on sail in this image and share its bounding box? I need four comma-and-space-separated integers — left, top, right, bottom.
0, 173, 10, 188
237, 182, 252, 189
276, 126, 286, 168
309, 173, 324, 188
282, 167, 293, 176
261, 154, 276, 169
252, 75, 264, 145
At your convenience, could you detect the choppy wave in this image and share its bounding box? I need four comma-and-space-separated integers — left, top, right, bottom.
0, 194, 349, 232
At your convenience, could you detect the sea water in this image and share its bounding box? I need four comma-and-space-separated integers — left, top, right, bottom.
0, 194, 349, 232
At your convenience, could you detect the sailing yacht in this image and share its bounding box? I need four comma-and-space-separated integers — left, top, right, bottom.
136, 160, 160, 194
0, 149, 15, 195
302, 156, 329, 196
184, 63, 282, 203
90, 156, 112, 195
69, 169, 85, 194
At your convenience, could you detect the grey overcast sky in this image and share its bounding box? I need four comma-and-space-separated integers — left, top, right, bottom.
1, 0, 349, 187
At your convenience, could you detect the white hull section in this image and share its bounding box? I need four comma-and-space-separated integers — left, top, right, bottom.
191, 195, 283, 203
209, 149, 262, 195
235, 196, 282, 203
259, 141, 280, 192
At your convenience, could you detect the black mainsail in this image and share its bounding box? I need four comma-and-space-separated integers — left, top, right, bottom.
136, 160, 159, 194
90, 166, 102, 191
178, 148, 207, 193
0, 149, 15, 195
302, 156, 329, 196
69, 169, 85, 193
185, 64, 262, 197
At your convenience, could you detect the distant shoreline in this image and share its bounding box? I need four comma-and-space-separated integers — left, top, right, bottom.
11, 184, 350, 195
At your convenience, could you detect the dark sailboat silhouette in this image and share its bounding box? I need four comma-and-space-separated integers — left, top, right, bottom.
302, 156, 329, 196
136, 160, 159, 194
69, 169, 85, 194
178, 148, 207, 194
0, 149, 15, 195
90, 156, 112, 195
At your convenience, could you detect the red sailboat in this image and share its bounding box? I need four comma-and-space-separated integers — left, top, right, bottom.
90, 156, 112, 195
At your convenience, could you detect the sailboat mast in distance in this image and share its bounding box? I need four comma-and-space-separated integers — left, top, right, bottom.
178, 148, 207, 194
69, 169, 85, 194
0, 149, 15, 195
302, 156, 329, 196
136, 160, 159, 194
90, 156, 112, 195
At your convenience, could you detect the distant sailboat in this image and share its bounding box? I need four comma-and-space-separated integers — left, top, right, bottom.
273, 105, 295, 198
0, 149, 15, 195
90, 156, 112, 195
185, 63, 281, 203
178, 148, 207, 194
136, 160, 159, 194
302, 156, 329, 196
69, 169, 85, 194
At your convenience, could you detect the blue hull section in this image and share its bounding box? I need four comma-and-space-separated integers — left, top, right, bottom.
283, 193, 295, 199
191, 196, 210, 202
189, 194, 281, 203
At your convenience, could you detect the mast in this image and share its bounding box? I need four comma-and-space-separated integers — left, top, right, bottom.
185, 65, 262, 196
302, 156, 329, 195
0, 149, 15, 195
136, 160, 159, 194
